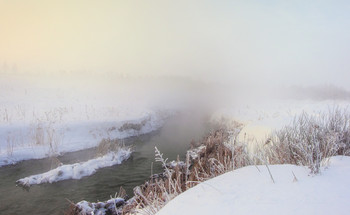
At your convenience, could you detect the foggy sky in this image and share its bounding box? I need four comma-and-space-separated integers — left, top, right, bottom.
1, 0, 349, 88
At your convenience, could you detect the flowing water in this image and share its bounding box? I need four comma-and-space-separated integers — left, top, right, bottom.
0, 113, 209, 215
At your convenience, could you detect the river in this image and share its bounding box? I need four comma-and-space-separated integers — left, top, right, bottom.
0, 112, 209, 214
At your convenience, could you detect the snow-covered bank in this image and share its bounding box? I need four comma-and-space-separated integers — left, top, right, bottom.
157, 156, 350, 215
16, 147, 131, 186
0, 111, 168, 166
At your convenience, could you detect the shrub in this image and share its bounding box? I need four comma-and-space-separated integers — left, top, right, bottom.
265, 107, 350, 174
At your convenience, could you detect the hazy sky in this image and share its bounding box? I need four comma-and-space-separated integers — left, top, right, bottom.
1, 0, 349, 87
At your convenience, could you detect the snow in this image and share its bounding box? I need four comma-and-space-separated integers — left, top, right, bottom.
0, 111, 166, 166
76, 198, 126, 215
16, 147, 131, 186
187, 145, 206, 160
166, 160, 186, 169
0, 74, 172, 166
157, 156, 350, 215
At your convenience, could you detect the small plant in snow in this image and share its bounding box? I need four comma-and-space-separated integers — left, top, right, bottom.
155, 147, 171, 176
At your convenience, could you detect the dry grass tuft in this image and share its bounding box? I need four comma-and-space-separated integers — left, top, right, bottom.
96, 138, 122, 157
64, 203, 81, 215
118, 118, 150, 132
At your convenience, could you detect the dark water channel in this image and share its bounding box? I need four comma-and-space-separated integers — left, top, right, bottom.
0, 113, 209, 215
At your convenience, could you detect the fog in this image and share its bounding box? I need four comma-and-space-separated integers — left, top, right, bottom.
1, 0, 350, 102
2, 2, 350, 214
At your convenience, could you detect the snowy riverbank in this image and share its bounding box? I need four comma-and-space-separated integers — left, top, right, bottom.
0, 109, 169, 167
0, 74, 175, 167
157, 156, 350, 215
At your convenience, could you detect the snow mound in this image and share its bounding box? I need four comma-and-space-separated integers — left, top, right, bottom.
16, 148, 131, 186
76, 198, 126, 215
157, 156, 350, 215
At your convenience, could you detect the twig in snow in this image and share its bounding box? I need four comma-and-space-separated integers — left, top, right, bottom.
265, 164, 275, 184
292, 171, 298, 182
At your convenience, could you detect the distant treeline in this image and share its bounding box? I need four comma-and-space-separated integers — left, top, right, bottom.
281, 85, 350, 100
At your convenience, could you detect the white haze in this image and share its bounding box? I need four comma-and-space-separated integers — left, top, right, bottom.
0, 0, 350, 105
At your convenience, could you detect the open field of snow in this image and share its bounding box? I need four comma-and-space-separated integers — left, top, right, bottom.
157, 156, 350, 215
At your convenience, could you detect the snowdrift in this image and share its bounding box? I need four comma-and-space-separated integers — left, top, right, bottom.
16, 147, 131, 186
157, 156, 350, 215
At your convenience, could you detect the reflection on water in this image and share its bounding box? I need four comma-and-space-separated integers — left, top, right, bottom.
0, 112, 209, 215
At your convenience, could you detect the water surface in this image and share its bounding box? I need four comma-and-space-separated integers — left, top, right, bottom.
0, 113, 209, 214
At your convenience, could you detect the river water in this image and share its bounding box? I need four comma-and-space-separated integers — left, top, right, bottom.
0, 113, 209, 215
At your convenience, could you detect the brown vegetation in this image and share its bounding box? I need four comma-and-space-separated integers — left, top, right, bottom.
118, 118, 150, 132
96, 138, 121, 157
122, 129, 242, 214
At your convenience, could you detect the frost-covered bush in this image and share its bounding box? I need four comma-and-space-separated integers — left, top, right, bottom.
266, 108, 350, 174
